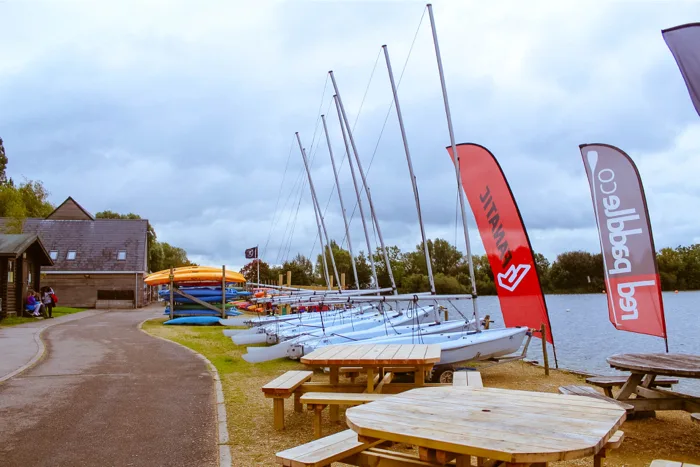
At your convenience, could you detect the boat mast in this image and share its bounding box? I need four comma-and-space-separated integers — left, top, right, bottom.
329, 71, 398, 295
382, 44, 436, 295
321, 114, 361, 290
333, 94, 380, 290
427, 3, 480, 325
296, 132, 341, 291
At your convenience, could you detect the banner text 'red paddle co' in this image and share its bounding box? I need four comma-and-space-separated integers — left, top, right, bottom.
580, 144, 667, 342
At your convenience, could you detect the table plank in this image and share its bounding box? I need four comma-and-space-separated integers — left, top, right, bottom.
607, 353, 700, 378
301, 344, 441, 366
346, 386, 625, 464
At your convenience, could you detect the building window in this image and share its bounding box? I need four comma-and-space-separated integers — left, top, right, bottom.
7, 260, 14, 283
117, 250, 127, 261
66, 250, 77, 260
50, 250, 58, 260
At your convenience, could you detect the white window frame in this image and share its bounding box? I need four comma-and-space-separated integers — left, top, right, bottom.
50, 250, 58, 260
117, 250, 127, 261
66, 250, 77, 260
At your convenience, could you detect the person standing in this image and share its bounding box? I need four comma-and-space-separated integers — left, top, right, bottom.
41, 286, 55, 318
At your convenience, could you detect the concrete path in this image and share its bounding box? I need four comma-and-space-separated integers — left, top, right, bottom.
0, 306, 217, 467
0, 309, 105, 382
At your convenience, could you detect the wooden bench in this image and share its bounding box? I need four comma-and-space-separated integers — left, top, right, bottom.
346, 447, 471, 466
586, 375, 678, 397
651, 461, 700, 467
276, 429, 383, 467
594, 430, 624, 467
301, 392, 389, 439
558, 385, 634, 413
262, 370, 313, 430
452, 371, 483, 388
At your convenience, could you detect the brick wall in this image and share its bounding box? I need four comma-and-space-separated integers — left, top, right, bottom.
42, 273, 146, 308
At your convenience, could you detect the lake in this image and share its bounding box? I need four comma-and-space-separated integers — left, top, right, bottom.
441, 291, 700, 396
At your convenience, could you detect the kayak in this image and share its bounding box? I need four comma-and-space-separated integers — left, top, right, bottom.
164, 316, 222, 325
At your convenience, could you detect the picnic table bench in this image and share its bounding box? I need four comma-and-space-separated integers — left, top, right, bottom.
275, 429, 382, 467
262, 370, 313, 430
300, 392, 389, 439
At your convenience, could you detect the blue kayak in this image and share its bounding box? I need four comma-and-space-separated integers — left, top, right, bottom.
164, 316, 222, 326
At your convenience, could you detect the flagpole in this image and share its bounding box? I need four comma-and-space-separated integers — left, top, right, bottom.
256, 245, 260, 285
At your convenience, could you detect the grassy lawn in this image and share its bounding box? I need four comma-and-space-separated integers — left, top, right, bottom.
142, 319, 700, 467
0, 306, 87, 327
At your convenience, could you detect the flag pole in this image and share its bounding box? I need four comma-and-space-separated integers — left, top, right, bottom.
256, 245, 260, 285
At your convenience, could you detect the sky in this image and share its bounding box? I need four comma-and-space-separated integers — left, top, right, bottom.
1, 0, 699, 271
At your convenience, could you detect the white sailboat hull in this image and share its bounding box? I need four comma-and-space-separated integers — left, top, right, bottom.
346, 327, 529, 365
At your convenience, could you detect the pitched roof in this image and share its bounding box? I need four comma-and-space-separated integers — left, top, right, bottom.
0, 218, 148, 272
46, 196, 95, 221
0, 233, 54, 265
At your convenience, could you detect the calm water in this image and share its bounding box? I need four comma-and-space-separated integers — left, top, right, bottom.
437, 291, 700, 396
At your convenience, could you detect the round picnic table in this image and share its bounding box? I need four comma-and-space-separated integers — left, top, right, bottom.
345, 386, 627, 465
606, 353, 700, 414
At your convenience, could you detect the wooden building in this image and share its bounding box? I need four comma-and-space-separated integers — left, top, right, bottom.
0, 234, 53, 318
0, 197, 150, 309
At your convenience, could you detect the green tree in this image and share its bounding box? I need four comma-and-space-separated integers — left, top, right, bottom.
315, 240, 363, 289
282, 254, 315, 286
533, 252, 551, 292
240, 259, 271, 283
549, 251, 603, 293
472, 254, 496, 295
0, 137, 8, 185
372, 245, 406, 290
157, 242, 196, 270
434, 272, 468, 294
354, 251, 373, 288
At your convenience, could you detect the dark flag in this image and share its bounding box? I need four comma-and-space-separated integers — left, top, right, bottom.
244, 247, 258, 259
447, 143, 554, 344
580, 144, 667, 343
663, 23, 700, 117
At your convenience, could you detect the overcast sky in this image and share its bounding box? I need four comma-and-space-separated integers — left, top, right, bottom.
1, 0, 699, 270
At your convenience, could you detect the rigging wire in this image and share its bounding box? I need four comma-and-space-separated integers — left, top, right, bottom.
339, 8, 427, 249
262, 137, 296, 260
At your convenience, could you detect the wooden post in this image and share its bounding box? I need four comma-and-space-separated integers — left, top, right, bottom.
330, 275, 334, 289
287, 270, 291, 287
221, 265, 226, 319
541, 323, 550, 376
278, 274, 283, 287
341, 273, 346, 290
169, 267, 174, 320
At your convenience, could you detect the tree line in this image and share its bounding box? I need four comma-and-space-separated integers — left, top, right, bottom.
241, 238, 700, 294
0, 138, 194, 272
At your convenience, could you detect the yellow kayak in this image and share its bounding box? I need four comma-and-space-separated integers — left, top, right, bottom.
145, 266, 246, 286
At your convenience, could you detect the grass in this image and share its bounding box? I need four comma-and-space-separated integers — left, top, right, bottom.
0, 306, 87, 327
142, 319, 700, 467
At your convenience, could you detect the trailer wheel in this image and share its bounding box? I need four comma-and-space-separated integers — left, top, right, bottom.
430, 368, 454, 384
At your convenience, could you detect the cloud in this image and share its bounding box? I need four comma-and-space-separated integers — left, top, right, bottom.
1, 0, 699, 271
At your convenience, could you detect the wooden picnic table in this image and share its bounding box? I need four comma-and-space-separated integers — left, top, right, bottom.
607, 353, 700, 415
345, 386, 627, 465
300, 343, 442, 394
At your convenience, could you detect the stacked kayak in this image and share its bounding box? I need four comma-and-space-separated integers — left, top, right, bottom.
145, 266, 246, 286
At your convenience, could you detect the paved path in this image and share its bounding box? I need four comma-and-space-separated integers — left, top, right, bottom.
0, 306, 217, 467
0, 310, 106, 382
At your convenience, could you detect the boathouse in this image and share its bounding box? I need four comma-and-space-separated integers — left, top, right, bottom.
0, 197, 150, 309
0, 234, 53, 318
